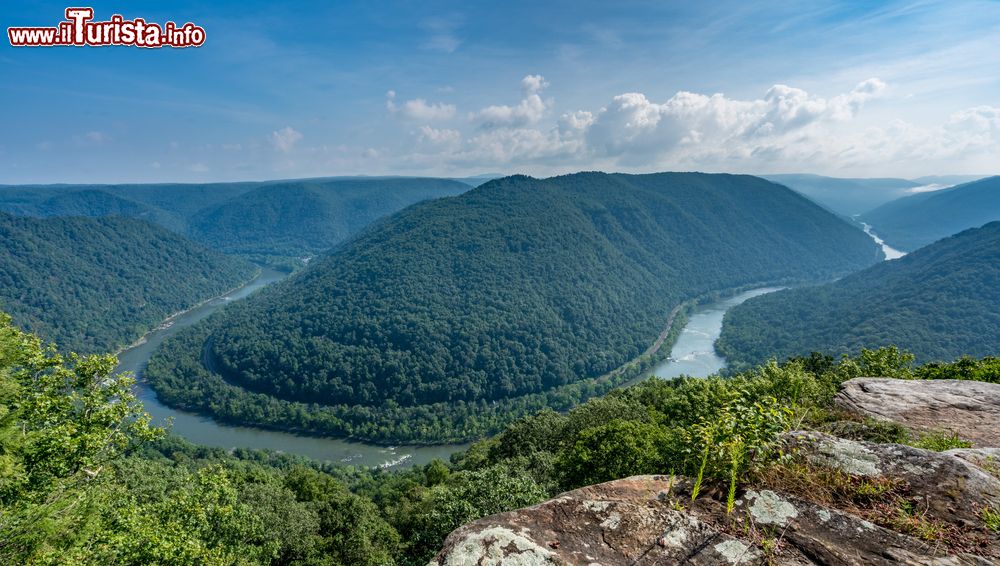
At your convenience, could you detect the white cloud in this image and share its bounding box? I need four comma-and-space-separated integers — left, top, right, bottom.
472, 74, 550, 128
387, 92, 457, 121
270, 126, 303, 153
418, 126, 461, 145
374, 76, 997, 177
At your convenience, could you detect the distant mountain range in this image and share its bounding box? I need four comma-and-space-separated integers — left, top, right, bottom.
761, 174, 923, 216
862, 176, 1000, 251
0, 212, 255, 353
718, 221, 1000, 368
145, 172, 882, 443
0, 177, 470, 257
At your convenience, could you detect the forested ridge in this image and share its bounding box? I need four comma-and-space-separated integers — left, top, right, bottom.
717, 221, 1000, 369
861, 176, 1000, 251
0, 177, 470, 258
185, 178, 470, 256
147, 172, 882, 442
0, 212, 256, 353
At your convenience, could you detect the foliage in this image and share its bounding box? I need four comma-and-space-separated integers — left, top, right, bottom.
558, 420, 672, 488
0, 313, 161, 562
4, 309, 999, 565
148, 172, 881, 442
718, 222, 1000, 367
0, 212, 256, 354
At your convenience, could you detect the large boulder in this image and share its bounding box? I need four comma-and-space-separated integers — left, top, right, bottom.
834, 378, 1000, 447
429, 474, 994, 565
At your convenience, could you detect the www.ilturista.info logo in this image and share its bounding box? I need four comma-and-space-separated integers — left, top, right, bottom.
8, 8, 205, 48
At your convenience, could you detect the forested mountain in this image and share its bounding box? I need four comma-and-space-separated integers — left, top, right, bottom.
146, 172, 882, 442
0, 178, 469, 257
717, 222, 1000, 368
0, 212, 255, 353
761, 174, 920, 216
186, 178, 470, 256
861, 176, 1000, 251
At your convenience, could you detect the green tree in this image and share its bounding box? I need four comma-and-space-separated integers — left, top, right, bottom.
558, 419, 671, 488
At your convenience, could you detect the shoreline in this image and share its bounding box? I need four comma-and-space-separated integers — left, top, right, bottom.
113, 266, 263, 358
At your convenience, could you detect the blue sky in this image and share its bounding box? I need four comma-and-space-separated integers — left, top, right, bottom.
2, 0, 999, 183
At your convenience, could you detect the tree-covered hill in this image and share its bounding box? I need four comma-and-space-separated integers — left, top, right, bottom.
147, 172, 882, 442
861, 176, 1000, 251
186, 178, 470, 256
0, 178, 470, 258
717, 221, 1000, 368
0, 212, 256, 353
761, 174, 921, 216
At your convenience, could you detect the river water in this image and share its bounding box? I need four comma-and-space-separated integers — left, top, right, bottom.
647, 287, 783, 379
860, 222, 907, 260
119, 269, 781, 468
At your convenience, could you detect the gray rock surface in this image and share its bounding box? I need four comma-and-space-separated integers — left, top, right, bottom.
429, 475, 994, 565
835, 378, 1000, 447
783, 431, 1000, 527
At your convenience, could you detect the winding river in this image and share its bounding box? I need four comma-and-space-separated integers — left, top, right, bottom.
119, 270, 780, 468
648, 287, 783, 379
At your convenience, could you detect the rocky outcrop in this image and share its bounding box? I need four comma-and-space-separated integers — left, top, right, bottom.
783, 431, 1000, 528
834, 378, 1000, 447
432, 379, 1000, 564
430, 472, 996, 565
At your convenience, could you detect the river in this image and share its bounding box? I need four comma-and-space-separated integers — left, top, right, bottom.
118, 267, 465, 469
859, 222, 907, 260
119, 270, 781, 468
647, 287, 783, 379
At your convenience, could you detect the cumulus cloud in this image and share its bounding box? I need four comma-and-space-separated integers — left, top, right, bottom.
382, 74, 998, 176
471, 74, 550, 128
387, 91, 457, 121
270, 126, 303, 152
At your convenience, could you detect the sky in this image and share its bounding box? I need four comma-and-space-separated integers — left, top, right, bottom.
2, 0, 999, 184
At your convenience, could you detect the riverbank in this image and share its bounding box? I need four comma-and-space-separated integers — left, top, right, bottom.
113, 266, 264, 357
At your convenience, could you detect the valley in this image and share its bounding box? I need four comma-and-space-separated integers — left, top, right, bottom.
142, 172, 882, 443
119, 265, 783, 466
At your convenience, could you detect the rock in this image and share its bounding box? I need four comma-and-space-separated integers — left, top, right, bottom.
835, 378, 1000, 447
429, 475, 994, 565
783, 431, 1000, 527
944, 448, 1000, 478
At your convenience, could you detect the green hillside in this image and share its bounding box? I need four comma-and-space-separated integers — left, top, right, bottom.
146, 172, 882, 442
717, 221, 1000, 368
862, 176, 1000, 251
186, 178, 470, 256
0, 178, 470, 258
0, 212, 256, 353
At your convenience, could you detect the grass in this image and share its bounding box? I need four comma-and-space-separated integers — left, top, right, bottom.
750, 461, 991, 555
982, 506, 1000, 533
908, 430, 974, 452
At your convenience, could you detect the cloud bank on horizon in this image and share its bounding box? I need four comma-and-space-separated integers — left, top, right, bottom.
1, 0, 998, 183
